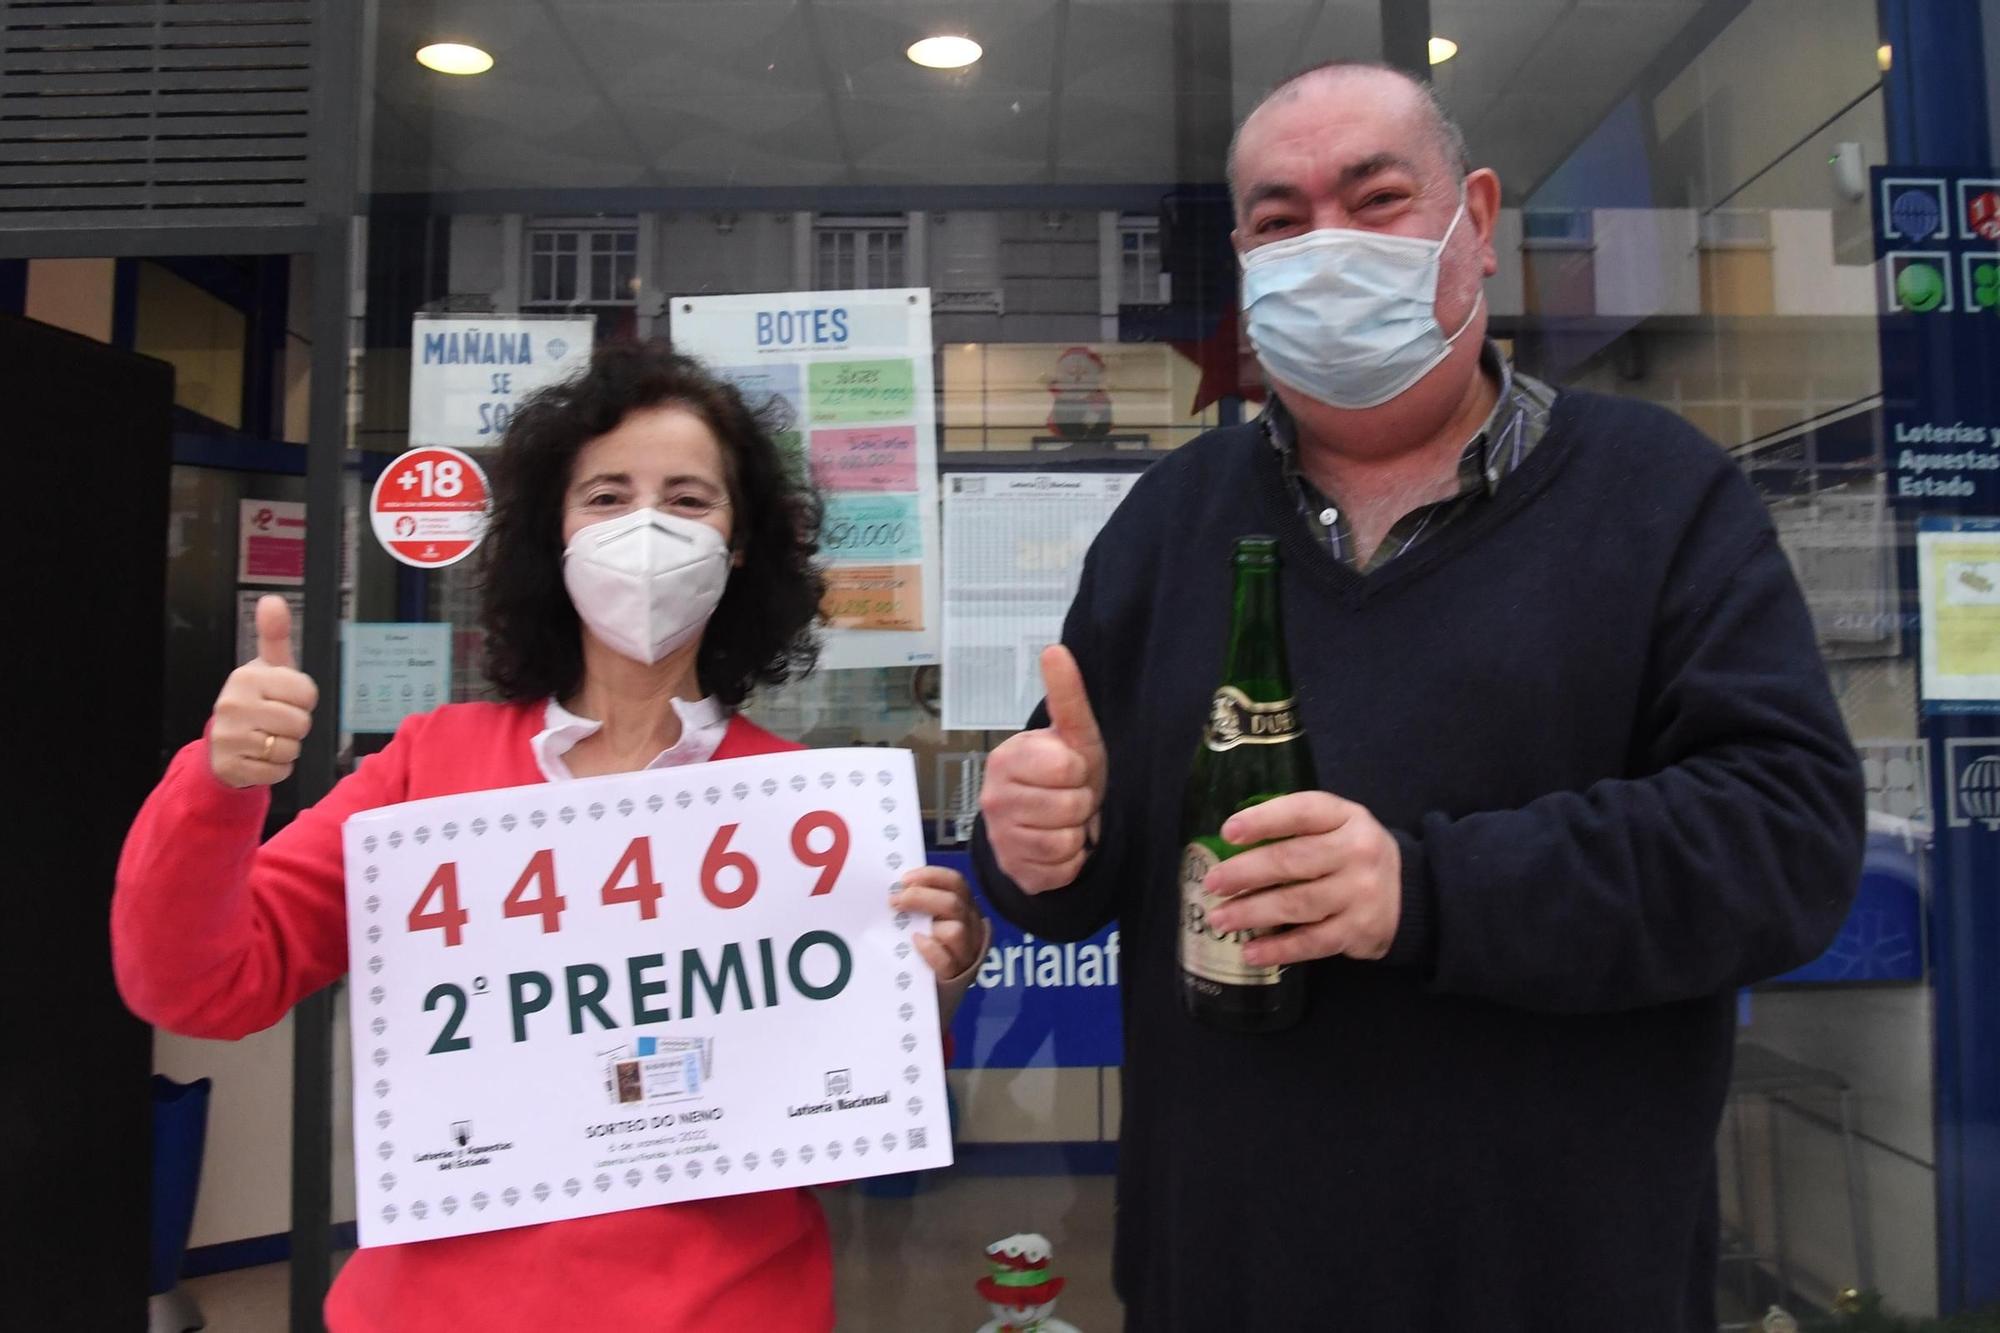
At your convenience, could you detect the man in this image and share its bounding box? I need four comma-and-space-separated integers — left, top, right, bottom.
973, 63, 1864, 1331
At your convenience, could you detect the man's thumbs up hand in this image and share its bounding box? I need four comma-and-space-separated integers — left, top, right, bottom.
977, 646, 1108, 894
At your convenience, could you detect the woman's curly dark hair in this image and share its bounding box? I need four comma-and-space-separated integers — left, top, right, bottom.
478, 340, 824, 708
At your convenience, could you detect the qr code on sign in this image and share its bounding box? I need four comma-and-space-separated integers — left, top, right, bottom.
907, 1128, 928, 1151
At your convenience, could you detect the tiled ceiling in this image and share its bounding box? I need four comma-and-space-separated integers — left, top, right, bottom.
370, 0, 1714, 200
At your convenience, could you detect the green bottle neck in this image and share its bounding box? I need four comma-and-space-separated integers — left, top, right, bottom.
1224, 562, 1292, 702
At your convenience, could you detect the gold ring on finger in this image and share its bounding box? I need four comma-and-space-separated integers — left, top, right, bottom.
260, 732, 277, 762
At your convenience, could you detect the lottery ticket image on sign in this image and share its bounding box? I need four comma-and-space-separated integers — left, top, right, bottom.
341, 748, 953, 1247
604, 1036, 713, 1106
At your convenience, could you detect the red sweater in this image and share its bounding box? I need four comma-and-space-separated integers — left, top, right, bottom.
115, 701, 833, 1333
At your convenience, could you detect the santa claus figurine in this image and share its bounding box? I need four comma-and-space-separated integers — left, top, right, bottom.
975, 1234, 1080, 1333
1043, 346, 1113, 442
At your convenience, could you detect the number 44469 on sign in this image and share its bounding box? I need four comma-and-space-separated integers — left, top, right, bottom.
403, 811, 855, 1051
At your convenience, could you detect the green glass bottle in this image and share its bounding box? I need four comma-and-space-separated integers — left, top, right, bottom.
1179, 536, 1315, 1032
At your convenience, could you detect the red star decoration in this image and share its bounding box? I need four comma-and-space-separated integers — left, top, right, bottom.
1172, 304, 1266, 416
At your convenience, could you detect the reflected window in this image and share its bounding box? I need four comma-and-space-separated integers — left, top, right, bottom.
815, 215, 907, 289
1697, 209, 1776, 318
1119, 217, 1167, 304
527, 221, 637, 307
1520, 208, 1596, 318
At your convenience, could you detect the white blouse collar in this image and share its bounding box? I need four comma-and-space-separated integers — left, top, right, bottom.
531, 694, 730, 783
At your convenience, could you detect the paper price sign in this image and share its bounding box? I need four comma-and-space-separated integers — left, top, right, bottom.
342, 748, 952, 1247
823, 494, 922, 563
407, 316, 594, 448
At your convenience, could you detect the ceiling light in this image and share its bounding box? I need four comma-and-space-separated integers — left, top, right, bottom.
1428, 36, 1459, 65
417, 43, 494, 76
1877, 43, 1893, 72
907, 35, 982, 70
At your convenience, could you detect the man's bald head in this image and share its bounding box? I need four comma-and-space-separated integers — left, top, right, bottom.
1228, 63, 1469, 212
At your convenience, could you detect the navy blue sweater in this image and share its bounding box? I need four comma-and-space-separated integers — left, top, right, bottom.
972, 390, 1865, 1332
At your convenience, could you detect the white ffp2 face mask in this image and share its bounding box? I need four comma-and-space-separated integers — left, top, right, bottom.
1239, 196, 1481, 410
562, 508, 731, 665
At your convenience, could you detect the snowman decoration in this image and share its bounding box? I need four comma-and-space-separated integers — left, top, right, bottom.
975, 1234, 1080, 1333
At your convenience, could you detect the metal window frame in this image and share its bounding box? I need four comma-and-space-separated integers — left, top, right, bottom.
0, 2, 367, 1328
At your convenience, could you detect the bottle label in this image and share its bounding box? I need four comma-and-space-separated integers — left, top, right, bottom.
1179, 842, 1284, 987
1203, 686, 1301, 752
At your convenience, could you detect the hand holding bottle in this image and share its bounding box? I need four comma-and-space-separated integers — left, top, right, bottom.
978, 646, 1107, 894
1199, 793, 1403, 965
208, 595, 319, 789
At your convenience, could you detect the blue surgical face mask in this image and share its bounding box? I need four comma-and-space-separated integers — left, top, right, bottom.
1239, 195, 1482, 410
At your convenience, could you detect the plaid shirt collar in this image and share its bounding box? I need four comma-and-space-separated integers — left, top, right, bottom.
1260, 341, 1554, 568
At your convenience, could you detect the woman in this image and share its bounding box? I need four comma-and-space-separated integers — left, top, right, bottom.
114, 342, 988, 1332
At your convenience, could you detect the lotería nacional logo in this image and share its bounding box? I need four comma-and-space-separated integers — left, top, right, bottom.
1946, 740, 2000, 831
786, 1068, 889, 1119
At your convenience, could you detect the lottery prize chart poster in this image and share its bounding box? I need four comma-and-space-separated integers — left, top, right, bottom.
673, 290, 941, 670
342, 748, 952, 1247
941, 472, 1133, 731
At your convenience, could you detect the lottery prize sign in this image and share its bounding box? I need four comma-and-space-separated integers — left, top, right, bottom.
673, 289, 941, 670
343, 748, 953, 1247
